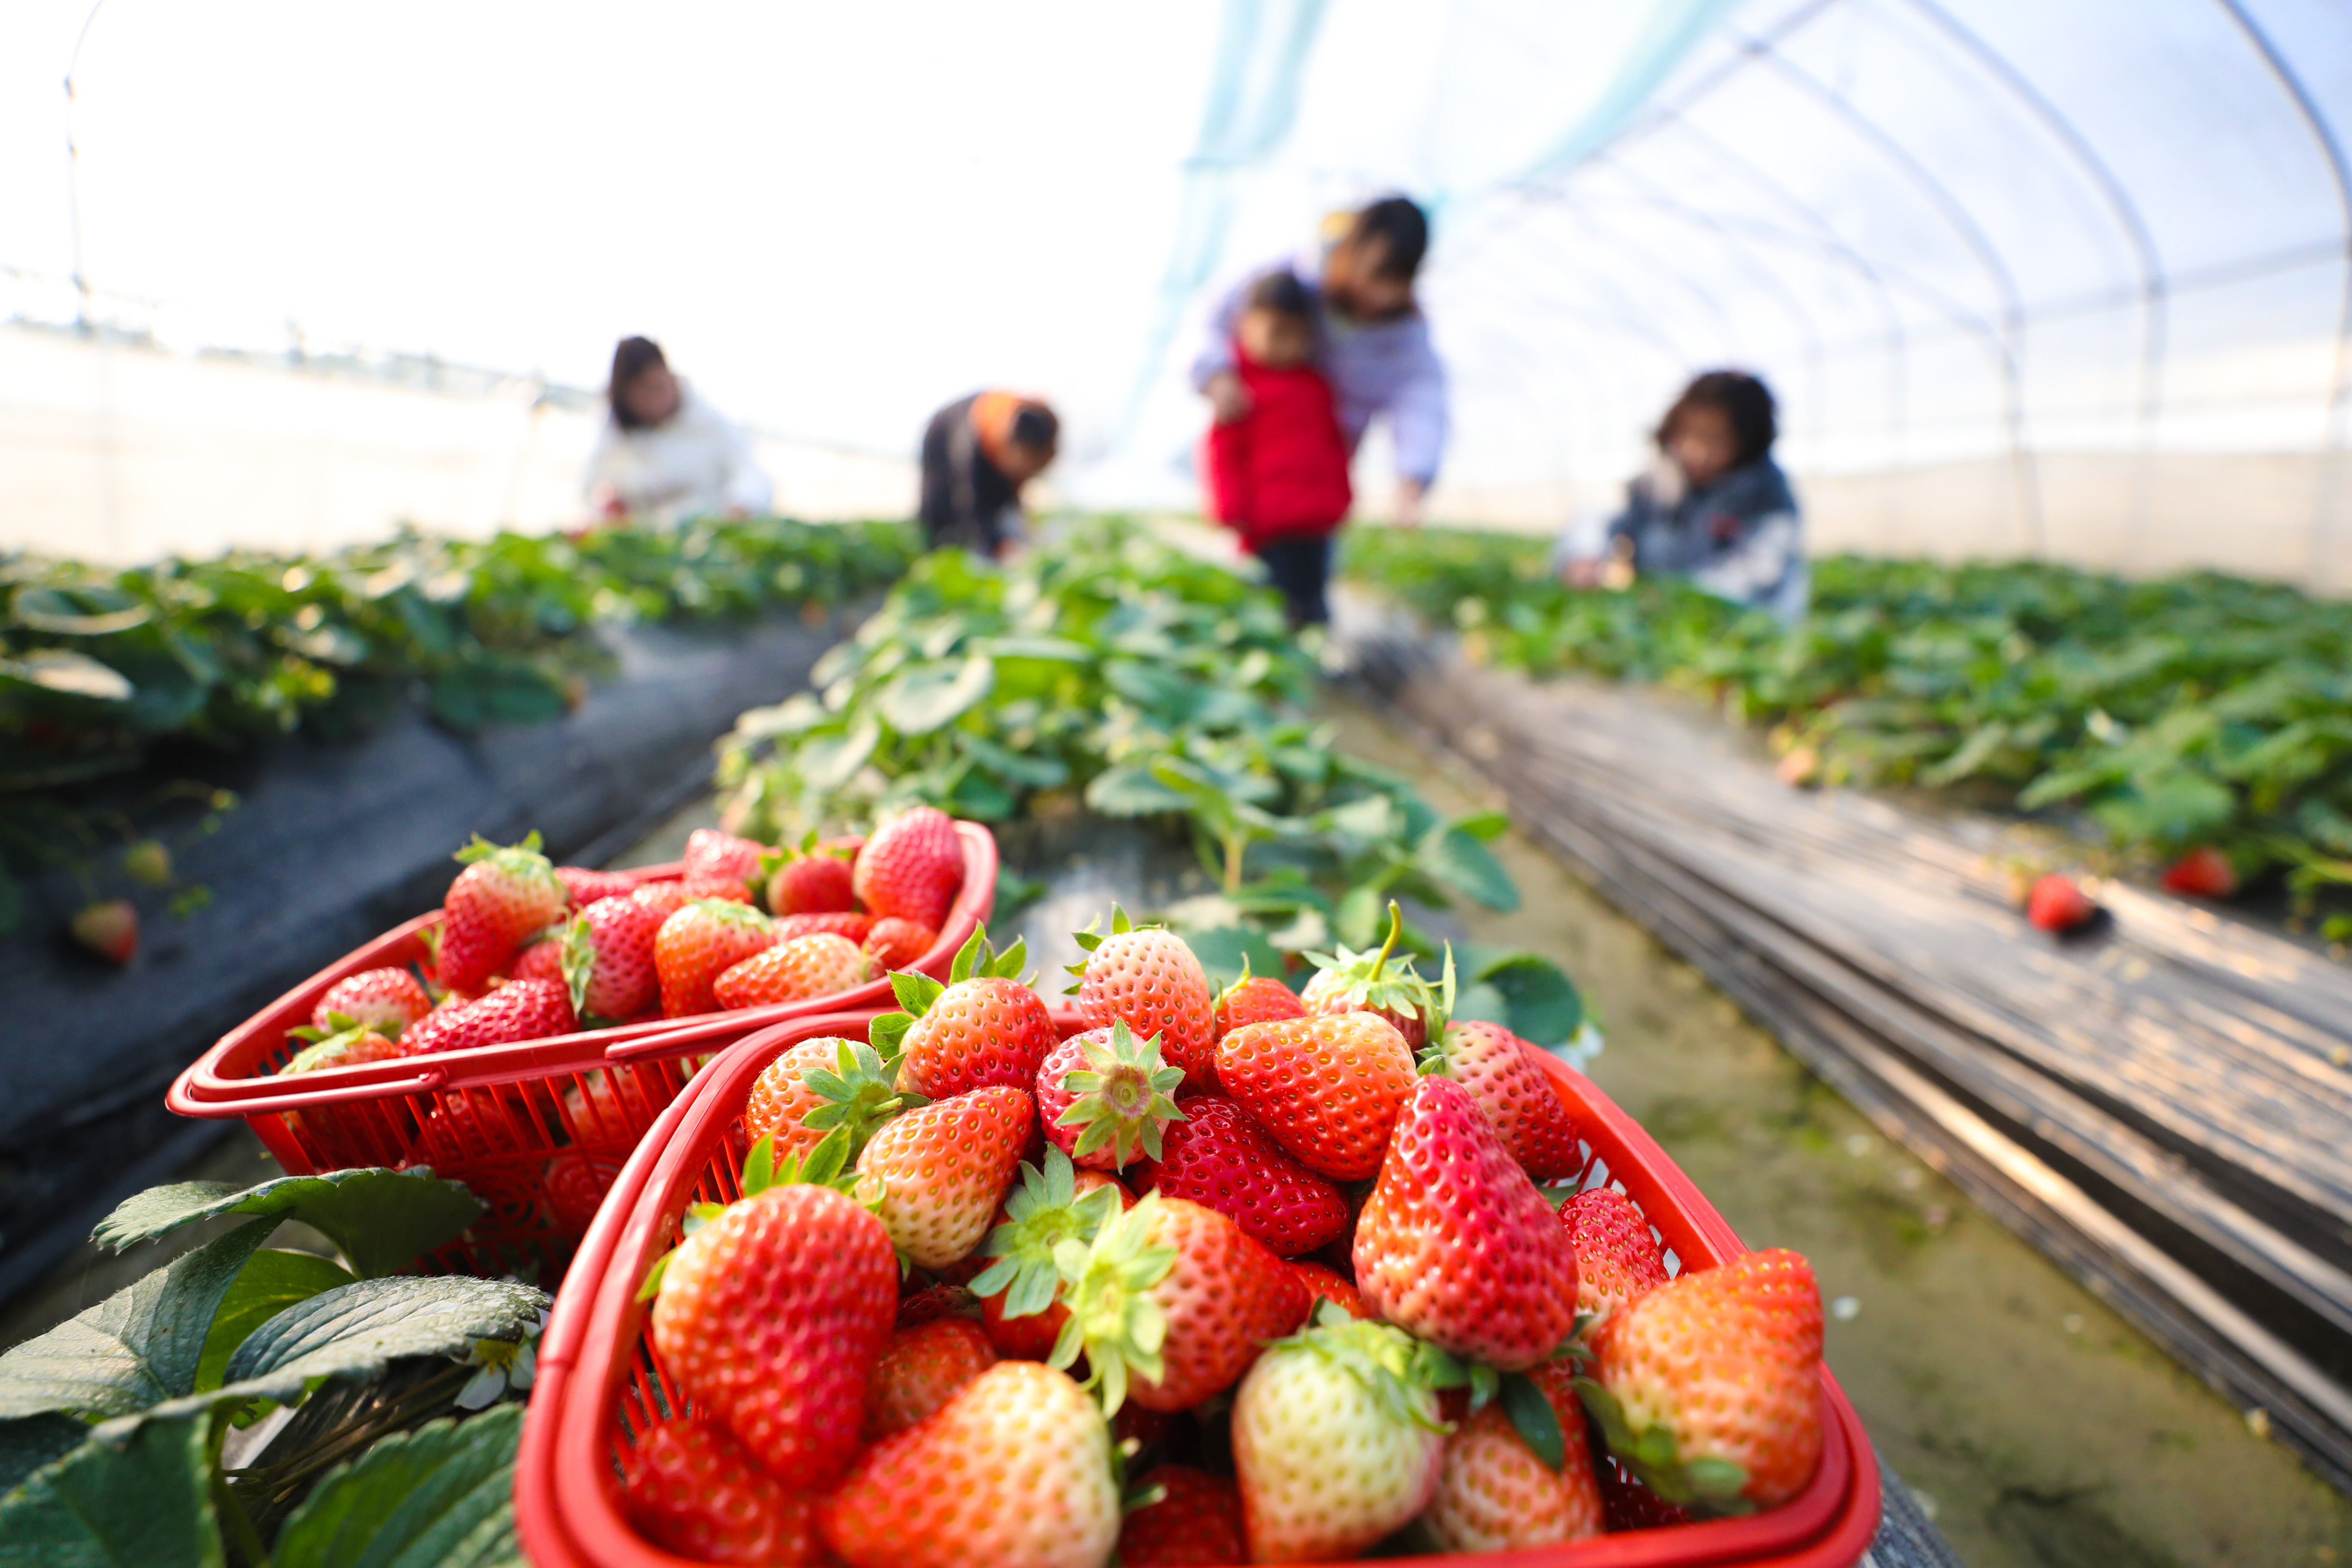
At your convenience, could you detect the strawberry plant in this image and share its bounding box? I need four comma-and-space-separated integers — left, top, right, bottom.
0, 1165, 546, 1565
1346, 529, 2352, 925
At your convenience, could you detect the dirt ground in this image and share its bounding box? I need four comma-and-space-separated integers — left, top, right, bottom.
1323, 693, 2352, 1568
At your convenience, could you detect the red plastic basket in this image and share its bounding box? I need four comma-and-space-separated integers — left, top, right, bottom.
516, 1006, 1882, 1568
165, 824, 995, 1279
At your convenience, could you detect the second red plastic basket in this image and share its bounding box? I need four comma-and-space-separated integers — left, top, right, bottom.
165, 822, 995, 1279
517, 1007, 1882, 1568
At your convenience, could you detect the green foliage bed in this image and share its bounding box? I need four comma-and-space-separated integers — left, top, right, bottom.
1343, 528, 2352, 919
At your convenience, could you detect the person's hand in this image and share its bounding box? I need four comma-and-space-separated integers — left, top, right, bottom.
1561, 557, 1604, 588
588, 482, 629, 523
1394, 479, 1427, 529
1204, 371, 1252, 426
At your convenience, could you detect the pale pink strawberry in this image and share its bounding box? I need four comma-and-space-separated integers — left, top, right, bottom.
1075, 920, 1217, 1086
853, 807, 965, 929
683, 827, 769, 884
855, 1085, 1034, 1269
1353, 1075, 1578, 1369
437, 834, 568, 994
311, 967, 432, 1038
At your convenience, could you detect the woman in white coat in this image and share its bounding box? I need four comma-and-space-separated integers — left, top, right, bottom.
583, 337, 773, 527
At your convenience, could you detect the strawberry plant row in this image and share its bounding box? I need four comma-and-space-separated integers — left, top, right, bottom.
0, 516, 916, 935
715, 520, 1582, 1045
1345, 529, 2352, 932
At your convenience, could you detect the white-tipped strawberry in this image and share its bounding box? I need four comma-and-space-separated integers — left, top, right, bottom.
1300, 901, 1437, 1048
1036, 1021, 1187, 1172
1068, 907, 1218, 1085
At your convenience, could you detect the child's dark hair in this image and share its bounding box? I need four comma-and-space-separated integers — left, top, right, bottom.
1010, 402, 1058, 453
1246, 269, 1314, 318
1349, 196, 1430, 280
1659, 370, 1777, 469
608, 336, 668, 431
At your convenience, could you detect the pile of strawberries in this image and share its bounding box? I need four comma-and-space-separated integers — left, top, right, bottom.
618, 905, 1828, 1567
277, 808, 967, 1078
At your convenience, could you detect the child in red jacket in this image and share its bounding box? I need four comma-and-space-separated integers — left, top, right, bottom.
1204, 270, 1353, 626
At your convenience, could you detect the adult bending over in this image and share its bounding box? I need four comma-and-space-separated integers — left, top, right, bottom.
918, 391, 1059, 558
1193, 196, 1447, 529
583, 337, 773, 527
1562, 371, 1806, 621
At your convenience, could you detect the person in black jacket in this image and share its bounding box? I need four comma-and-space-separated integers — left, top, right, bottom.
918, 392, 1059, 557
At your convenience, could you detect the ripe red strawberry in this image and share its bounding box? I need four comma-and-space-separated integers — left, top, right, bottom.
655, 899, 775, 1017
865, 1317, 997, 1439
969, 1148, 1127, 1362
1355, 1075, 1578, 1369
818, 1361, 1119, 1568
855, 1085, 1034, 1269
1054, 1193, 1307, 1413
1424, 1359, 1604, 1552
1300, 903, 1437, 1049
1119, 1465, 1245, 1568
552, 895, 665, 1021
1133, 1093, 1347, 1257
508, 931, 566, 988
1583, 1247, 1825, 1511
2162, 846, 2238, 899
554, 866, 635, 907
438, 834, 568, 994
1230, 1313, 1448, 1561
545, 1151, 623, 1233
312, 967, 432, 1037
620, 1418, 826, 1567
1598, 1452, 1695, 1531
775, 910, 876, 944
1285, 1260, 1367, 1325
1214, 1012, 1416, 1181
282, 1017, 403, 1075
853, 807, 965, 929
713, 933, 868, 1010
2027, 873, 2095, 932
768, 847, 858, 916
897, 976, 1057, 1099
1214, 969, 1305, 1039
1423, 1018, 1584, 1180
894, 1282, 976, 1330
646, 1151, 898, 1489
400, 977, 577, 1055
1072, 913, 1218, 1087
684, 827, 768, 884
743, 1035, 916, 1164
683, 873, 755, 904
1035, 1023, 1187, 1172
1562, 1188, 1670, 1332
863, 916, 936, 973
69, 899, 138, 964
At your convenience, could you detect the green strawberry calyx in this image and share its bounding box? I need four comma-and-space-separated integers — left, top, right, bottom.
969, 1146, 1123, 1320
1061, 904, 1152, 993
802, 1038, 927, 1157
1261, 1303, 1453, 1434
1574, 1375, 1755, 1516
1304, 901, 1436, 1031
1056, 1020, 1188, 1168
1048, 1191, 1179, 1415
1415, 945, 1466, 1076
452, 831, 560, 894
557, 913, 597, 1020
283, 1014, 392, 1072
634, 1125, 870, 1302
869, 922, 1029, 1054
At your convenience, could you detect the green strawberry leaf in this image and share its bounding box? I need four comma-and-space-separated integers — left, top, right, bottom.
890, 970, 946, 1016
0, 1217, 275, 1420
92, 1168, 484, 1281
1574, 1373, 1753, 1516
1416, 818, 1519, 913
983, 935, 1029, 981
0, 1407, 220, 1567
741, 1135, 777, 1198
869, 1011, 914, 1055
557, 913, 595, 1020
195, 1249, 358, 1393
1453, 949, 1583, 1048
272, 1403, 524, 1568
0, 1414, 96, 1496
97, 1277, 549, 1438
1499, 1371, 1566, 1473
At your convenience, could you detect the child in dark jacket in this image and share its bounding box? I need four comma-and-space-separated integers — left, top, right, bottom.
1204, 271, 1353, 626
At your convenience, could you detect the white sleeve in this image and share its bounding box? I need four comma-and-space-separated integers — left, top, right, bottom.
1691, 512, 1801, 607
582, 421, 624, 500
721, 419, 774, 514
1186, 268, 1257, 390
1387, 333, 1449, 487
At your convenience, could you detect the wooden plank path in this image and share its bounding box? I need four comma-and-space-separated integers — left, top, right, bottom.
1344, 601, 2352, 1495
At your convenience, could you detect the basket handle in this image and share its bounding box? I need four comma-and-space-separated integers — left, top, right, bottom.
199, 1064, 450, 1114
